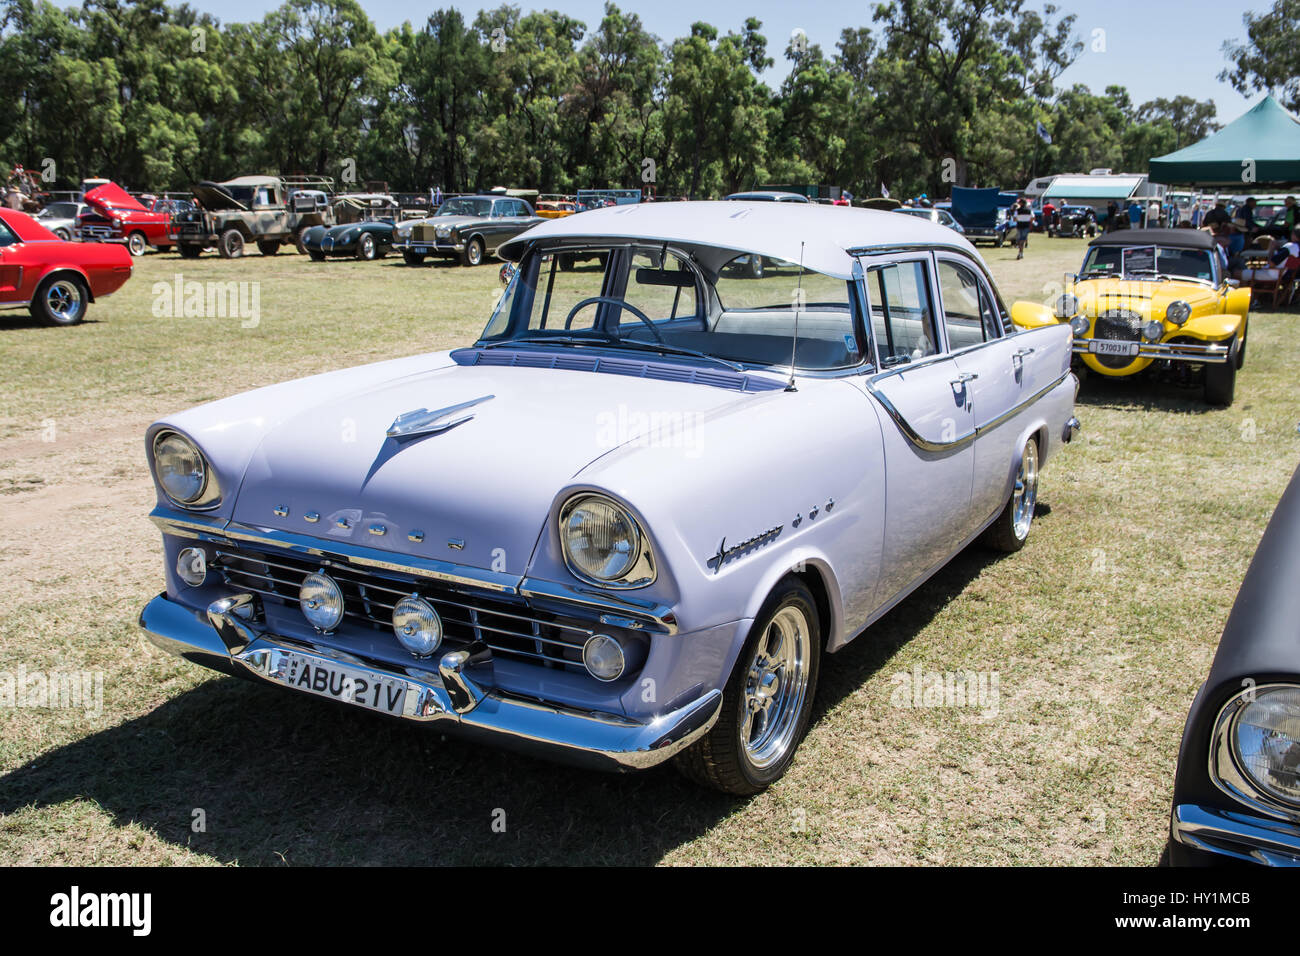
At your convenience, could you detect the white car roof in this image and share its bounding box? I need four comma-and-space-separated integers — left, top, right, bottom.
498, 200, 976, 278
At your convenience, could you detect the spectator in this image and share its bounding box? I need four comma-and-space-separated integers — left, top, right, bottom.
1203, 200, 1231, 231
1229, 197, 1257, 258
1105, 199, 1118, 232
1285, 196, 1297, 234
1013, 199, 1034, 260
1128, 200, 1143, 228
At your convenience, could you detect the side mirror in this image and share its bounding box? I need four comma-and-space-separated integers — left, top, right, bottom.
1226, 278, 1241, 288
1009, 300, 1059, 330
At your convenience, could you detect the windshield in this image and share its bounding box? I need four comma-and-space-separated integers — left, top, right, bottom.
1081, 245, 1215, 283
437, 198, 491, 218
39, 204, 78, 218
479, 244, 863, 371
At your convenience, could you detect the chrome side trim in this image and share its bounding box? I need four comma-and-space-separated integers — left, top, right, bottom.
1171, 803, 1300, 866
520, 577, 678, 634
865, 368, 1072, 453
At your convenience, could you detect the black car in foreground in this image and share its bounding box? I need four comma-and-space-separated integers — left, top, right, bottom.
1169, 460, 1300, 866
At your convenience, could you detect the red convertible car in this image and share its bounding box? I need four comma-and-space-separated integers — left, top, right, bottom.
0, 208, 133, 325
75, 182, 174, 256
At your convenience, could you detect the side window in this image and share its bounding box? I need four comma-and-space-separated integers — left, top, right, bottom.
869, 260, 938, 365
0, 220, 18, 247
937, 260, 1001, 349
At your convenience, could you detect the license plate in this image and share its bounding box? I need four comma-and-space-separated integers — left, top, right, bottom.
270, 650, 411, 716
1088, 339, 1140, 357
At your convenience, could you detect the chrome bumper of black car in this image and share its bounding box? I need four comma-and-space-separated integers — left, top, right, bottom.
139, 590, 720, 771
1171, 803, 1300, 866
394, 239, 463, 254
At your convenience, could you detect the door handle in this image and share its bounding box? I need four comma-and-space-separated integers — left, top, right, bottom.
1013, 347, 1036, 359
950, 372, 978, 385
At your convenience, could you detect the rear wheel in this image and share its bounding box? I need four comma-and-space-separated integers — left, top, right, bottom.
1204, 343, 1238, 406
294, 228, 310, 255
30, 275, 89, 326
356, 233, 377, 260
257, 240, 279, 256
54, 227, 71, 241
218, 228, 245, 259
675, 577, 820, 795
747, 255, 765, 279
981, 437, 1039, 553
127, 231, 148, 256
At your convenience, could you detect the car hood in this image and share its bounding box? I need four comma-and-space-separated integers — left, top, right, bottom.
83, 182, 147, 213
1075, 278, 1221, 317
413, 215, 483, 230
230, 361, 765, 575
191, 181, 248, 211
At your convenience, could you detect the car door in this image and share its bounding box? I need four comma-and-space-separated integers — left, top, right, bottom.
936, 253, 1070, 521
857, 253, 975, 603
0, 218, 26, 302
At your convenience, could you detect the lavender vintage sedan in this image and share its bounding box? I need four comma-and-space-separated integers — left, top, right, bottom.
138, 202, 1079, 793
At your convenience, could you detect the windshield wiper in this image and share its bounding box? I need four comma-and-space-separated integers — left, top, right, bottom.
477, 334, 608, 350
597, 338, 747, 372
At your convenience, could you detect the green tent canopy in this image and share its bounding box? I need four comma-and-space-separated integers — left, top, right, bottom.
1149, 95, 1300, 187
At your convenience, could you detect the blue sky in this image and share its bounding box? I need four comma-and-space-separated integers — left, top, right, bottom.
187, 0, 1272, 122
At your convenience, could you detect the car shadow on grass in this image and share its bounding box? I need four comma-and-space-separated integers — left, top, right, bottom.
0, 548, 1010, 866
1074, 372, 1216, 414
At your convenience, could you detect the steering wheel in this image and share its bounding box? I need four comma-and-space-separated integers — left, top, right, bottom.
563, 296, 665, 344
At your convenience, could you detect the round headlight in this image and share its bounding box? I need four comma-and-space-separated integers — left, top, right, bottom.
299, 571, 344, 632
392, 595, 443, 658
1234, 686, 1300, 806
1166, 300, 1191, 325
153, 431, 209, 505
562, 495, 640, 583
435, 224, 452, 238
1143, 320, 1164, 342
1069, 315, 1090, 337
1055, 293, 1079, 319
176, 546, 207, 587
583, 634, 625, 682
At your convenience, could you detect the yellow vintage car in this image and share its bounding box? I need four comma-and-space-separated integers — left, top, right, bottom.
1011, 229, 1249, 405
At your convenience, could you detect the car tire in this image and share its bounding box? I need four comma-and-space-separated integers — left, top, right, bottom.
218, 229, 245, 259
257, 240, 279, 256
675, 576, 821, 795
981, 436, 1040, 553
356, 234, 376, 261
559, 253, 575, 271
178, 243, 203, 259
54, 227, 71, 241
461, 236, 485, 267
294, 229, 310, 255
747, 255, 765, 279
127, 231, 148, 257
30, 274, 89, 327
1236, 325, 1247, 370
1204, 343, 1238, 406
402, 250, 426, 266
995, 234, 1004, 248
308, 250, 326, 262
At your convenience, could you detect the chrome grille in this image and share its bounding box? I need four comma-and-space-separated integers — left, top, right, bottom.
214, 544, 590, 669
1093, 309, 1143, 368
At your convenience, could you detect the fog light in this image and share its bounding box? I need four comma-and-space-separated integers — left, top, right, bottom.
1143, 320, 1164, 342
299, 571, 344, 631
176, 547, 207, 586
583, 634, 625, 682
1069, 315, 1090, 337
392, 595, 443, 658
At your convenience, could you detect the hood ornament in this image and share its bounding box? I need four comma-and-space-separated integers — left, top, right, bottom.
387, 394, 495, 440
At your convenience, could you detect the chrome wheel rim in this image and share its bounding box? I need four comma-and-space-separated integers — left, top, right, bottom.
741, 604, 811, 770
1012, 439, 1039, 540
45, 280, 82, 322
360, 235, 373, 258
468, 242, 482, 265
128, 233, 145, 255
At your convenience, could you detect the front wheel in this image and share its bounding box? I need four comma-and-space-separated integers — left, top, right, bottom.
127, 231, 148, 256
981, 436, 1040, 553
30, 275, 89, 326
461, 236, 485, 267
1204, 346, 1237, 406
356, 233, 376, 260
675, 577, 820, 794
218, 228, 245, 259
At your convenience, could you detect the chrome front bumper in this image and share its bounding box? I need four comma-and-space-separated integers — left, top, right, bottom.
394, 239, 463, 255
1072, 339, 1231, 364
139, 591, 721, 772
1171, 803, 1300, 866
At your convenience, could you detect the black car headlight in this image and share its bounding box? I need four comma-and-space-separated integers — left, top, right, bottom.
1212, 684, 1300, 816
559, 493, 655, 588
152, 430, 219, 508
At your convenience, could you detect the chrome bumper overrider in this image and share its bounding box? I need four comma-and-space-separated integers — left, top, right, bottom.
139, 591, 720, 771
1171, 803, 1300, 866
1072, 339, 1231, 364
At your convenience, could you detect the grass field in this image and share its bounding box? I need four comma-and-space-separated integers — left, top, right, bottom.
0, 235, 1296, 866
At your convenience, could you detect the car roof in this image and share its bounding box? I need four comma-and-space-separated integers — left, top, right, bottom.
1088, 228, 1215, 250
724, 191, 810, 202
498, 200, 977, 277
0, 208, 59, 241
221, 176, 282, 188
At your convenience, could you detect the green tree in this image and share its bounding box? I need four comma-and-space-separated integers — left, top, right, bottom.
1221, 0, 1300, 113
